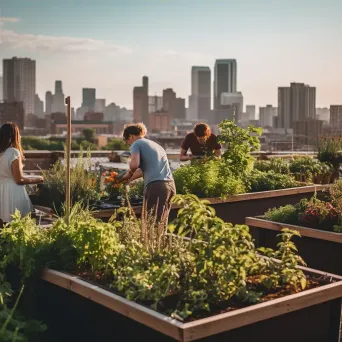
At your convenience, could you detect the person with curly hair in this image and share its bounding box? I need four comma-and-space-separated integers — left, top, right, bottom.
120, 122, 175, 223
179, 122, 221, 161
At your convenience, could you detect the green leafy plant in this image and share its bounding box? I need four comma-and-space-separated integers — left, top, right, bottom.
39, 150, 100, 214
245, 170, 298, 192
218, 120, 262, 176
173, 160, 246, 198
254, 158, 289, 174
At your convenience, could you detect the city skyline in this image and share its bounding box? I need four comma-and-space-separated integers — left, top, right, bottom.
0, 0, 341, 109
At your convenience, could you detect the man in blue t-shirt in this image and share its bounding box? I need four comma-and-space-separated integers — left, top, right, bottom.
120, 123, 176, 223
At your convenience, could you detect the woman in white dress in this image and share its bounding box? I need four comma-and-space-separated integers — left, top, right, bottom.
0, 122, 43, 226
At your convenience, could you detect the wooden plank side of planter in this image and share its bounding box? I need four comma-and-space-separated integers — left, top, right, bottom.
246, 217, 342, 244
92, 185, 328, 221
182, 280, 342, 341
42, 269, 342, 342
41, 269, 184, 341
247, 217, 342, 275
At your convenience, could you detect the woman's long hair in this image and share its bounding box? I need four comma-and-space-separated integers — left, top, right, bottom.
0, 122, 24, 159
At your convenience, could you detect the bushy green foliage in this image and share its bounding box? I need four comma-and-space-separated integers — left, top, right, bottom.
264, 205, 299, 225
245, 170, 298, 193
254, 158, 289, 174
173, 160, 246, 198
218, 120, 262, 176
39, 150, 100, 214
317, 136, 342, 168
103, 138, 128, 151
0, 195, 309, 322
288, 156, 331, 181
264, 186, 342, 233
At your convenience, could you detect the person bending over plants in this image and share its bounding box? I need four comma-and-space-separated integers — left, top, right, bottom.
119, 123, 176, 223
179, 122, 221, 162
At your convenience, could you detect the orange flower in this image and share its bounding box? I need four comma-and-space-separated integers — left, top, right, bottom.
113, 184, 119, 188
111, 171, 118, 178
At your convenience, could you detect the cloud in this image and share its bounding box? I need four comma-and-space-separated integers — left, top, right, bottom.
0, 28, 132, 55
0, 17, 20, 23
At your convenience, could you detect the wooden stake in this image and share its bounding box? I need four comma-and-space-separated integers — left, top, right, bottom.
65, 96, 71, 225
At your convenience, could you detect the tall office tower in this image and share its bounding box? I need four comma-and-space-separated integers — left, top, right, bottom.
246, 105, 256, 121
133, 76, 148, 124
34, 94, 44, 118
3, 57, 36, 115
51, 80, 65, 113
214, 59, 237, 109
189, 66, 211, 120
82, 88, 96, 111
330, 105, 342, 130
278, 83, 316, 129
45, 91, 53, 115
0, 76, 3, 101
259, 105, 277, 128
220, 92, 244, 122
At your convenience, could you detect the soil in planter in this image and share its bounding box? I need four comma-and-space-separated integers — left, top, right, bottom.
76, 270, 321, 323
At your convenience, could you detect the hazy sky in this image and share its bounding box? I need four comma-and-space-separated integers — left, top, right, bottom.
0, 0, 341, 109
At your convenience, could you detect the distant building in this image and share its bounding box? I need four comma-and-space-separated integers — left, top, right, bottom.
293, 118, 323, 147
316, 107, 330, 123
189, 66, 211, 120
148, 95, 163, 113
45, 91, 53, 115
149, 111, 171, 132
3, 57, 36, 117
246, 105, 256, 121
84, 112, 104, 121
330, 105, 342, 130
259, 105, 277, 128
51, 80, 65, 113
0, 76, 3, 101
162, 88, 185, 121
34, 94, 44, 118
278, 82, 316, 129
214, 59, 237, 110
95, 99, 106, 113
51, 120, 113, 135
0, 101, 24, 130
220, 92, 243, 122
133, 76, 148, 124
82, 88, 96, 111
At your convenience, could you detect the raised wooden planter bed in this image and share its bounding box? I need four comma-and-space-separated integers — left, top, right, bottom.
246, 217, 342, 275
93, 185, 328, 224
35, 268, 342, 342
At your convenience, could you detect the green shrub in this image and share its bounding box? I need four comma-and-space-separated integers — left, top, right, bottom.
245, 170, 298, 192
173, 160, 246, 198
264, 205, 299, 224
254, 158, 289, 174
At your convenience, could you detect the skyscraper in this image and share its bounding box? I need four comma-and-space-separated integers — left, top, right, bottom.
189, 66, 211, 120
3, 57, 36, 115
51, 80, 65, 113
246, 105, 256, 121
45, 91, 53, 115
133, 77, 149, 124
330, 105, 342, 130
214, 59, 237, 109
82, 88, 96, 110
278, 83, 316, 129
34, 94, 44, 118
0, 76, 3, 101
259, 105, 277, 128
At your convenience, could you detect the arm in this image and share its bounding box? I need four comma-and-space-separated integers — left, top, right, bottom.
120, 153, 141, 181
180, 148, 193, 161
12, 159, 43, 185
214, 149, 222, 159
